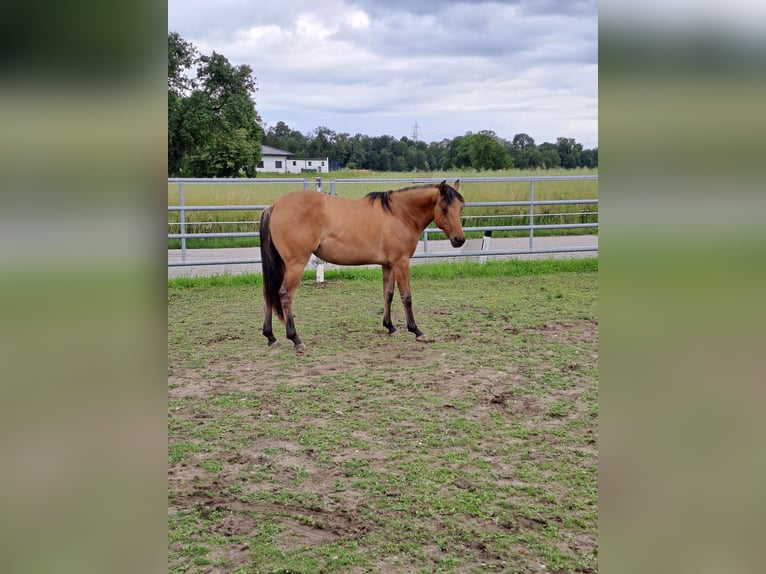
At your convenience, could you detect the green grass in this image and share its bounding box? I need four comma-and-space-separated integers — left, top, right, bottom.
168, 169, 598, 249
168, 260, 598, 572
168, 257, 597, 289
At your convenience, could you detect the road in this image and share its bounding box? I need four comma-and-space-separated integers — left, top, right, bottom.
168, 234, 598, 278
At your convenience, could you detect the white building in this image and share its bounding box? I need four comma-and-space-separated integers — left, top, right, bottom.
257, 145, 329, 174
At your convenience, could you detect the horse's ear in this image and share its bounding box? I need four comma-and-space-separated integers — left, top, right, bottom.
438, 180, 447, 195
453, 179, 460, 191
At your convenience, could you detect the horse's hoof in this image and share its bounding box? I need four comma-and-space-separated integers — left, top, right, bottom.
387, 329, 398, 336
416, 334, 429, 343
294, 342, 307, 353
268, 339, 279, 348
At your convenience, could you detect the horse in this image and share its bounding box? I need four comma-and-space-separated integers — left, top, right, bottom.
259, 180, 465, 352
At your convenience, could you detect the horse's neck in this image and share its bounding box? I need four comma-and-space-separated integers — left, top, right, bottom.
397, 187, 437, 230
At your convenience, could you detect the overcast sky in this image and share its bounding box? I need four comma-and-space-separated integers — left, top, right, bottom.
168, 0, 598, 148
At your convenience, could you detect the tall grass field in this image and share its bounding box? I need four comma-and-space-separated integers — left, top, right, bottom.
168, 168, 598, 249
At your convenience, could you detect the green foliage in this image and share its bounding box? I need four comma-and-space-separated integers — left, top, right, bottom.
168, 33, 263, 177
167, 31, 197, 96
262, 124, 596, 173
441, 131, 514, 170
539, 142, 562, 169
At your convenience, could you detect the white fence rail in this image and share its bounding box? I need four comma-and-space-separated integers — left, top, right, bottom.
168, 176, 598, 270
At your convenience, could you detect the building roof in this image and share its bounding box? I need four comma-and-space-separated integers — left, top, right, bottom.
261, 145, 293, 157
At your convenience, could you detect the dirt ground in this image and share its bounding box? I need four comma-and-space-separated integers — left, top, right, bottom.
168, 272, 598, 572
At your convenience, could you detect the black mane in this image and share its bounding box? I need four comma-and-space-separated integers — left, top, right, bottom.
366, 189, 395, 212
366, 183, 463, 212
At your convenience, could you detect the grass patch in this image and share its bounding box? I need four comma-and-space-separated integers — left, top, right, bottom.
168, 266, 598, 572
168, 257, 597, 289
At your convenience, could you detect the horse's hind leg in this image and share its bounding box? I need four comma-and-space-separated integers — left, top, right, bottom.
279, 265, 307, 352
382, 264, 397, 334
262, 297, 278, 347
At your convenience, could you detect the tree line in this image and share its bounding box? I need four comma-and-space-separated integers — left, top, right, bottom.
168, 32, 597, 177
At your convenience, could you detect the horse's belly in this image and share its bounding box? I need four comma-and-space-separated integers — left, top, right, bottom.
314, 240, 385, 266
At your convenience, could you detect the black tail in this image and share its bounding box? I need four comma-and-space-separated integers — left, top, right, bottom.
260, 206, 285, 322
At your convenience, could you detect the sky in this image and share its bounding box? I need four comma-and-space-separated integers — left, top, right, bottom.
168, 0, 598, 148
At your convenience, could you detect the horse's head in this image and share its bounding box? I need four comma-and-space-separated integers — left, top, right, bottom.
433, 180, 466, 248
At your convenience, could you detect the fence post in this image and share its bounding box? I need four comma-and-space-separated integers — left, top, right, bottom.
314, 178, 326, 283
480, 230, 492, 264
329, 178, 337, 195
529, 180, 535, 253
179, 183, 186, 262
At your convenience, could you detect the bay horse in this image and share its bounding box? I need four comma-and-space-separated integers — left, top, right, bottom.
259, 180, 465, 351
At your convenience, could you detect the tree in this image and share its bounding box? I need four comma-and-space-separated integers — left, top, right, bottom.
426, 140, 449, 170
509, 133, 537, 169
167, 36, 264, 177
263, 121, 308, 156
407, 147, 428, 171
581, 147, 598, 168
346, 134, 368, 169
168, 32, 197, 96
469, 131, 513, 170
168, 32, 199, 176
196, 51, 263, 159
538, 142, 561, 169
520, 145, 544, 169
185, 127, 260, 177
442, 135, 472, 169
511, 133, 535, 150
308, 126, 334, 159
556, 137, 583, 169
375, 148, 393, 171
330, 132, 352, 168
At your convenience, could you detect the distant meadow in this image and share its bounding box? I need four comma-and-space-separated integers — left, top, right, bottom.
168, 168, 598, 249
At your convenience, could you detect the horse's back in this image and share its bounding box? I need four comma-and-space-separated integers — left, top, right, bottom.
272, 189, 325, 217
269, 191, 380, 264
271, 190, 377, 228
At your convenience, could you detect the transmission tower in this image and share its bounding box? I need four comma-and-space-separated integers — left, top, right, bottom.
411, 121, 420, 142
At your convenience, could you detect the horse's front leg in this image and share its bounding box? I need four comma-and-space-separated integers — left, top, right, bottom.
382, 264, 396, 334
393, 261, 427, 342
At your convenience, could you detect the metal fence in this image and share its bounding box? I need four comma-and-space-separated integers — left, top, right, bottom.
168, 175, 598, 269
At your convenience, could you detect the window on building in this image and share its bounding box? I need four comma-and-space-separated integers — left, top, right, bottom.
293, 161, 297, 166
275, 161, 282, 169
308, 161, 312, 166
257, 161, 264, 168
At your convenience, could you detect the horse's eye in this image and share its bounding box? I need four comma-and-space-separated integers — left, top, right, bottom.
441, 207, 448, 215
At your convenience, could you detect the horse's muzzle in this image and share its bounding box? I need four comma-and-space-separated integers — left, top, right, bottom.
450, 236, 466, 248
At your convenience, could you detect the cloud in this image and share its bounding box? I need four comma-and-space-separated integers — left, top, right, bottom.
168, 0, 598, 147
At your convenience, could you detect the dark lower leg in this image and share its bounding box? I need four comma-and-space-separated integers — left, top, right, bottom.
401, 291, 424, 338
383, 291, 396, 333
393, 263, 424, 340
262, 300, 277, 346
284, 312, 304, 349
382, 266, 396, 334
279, 272, 306, 351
